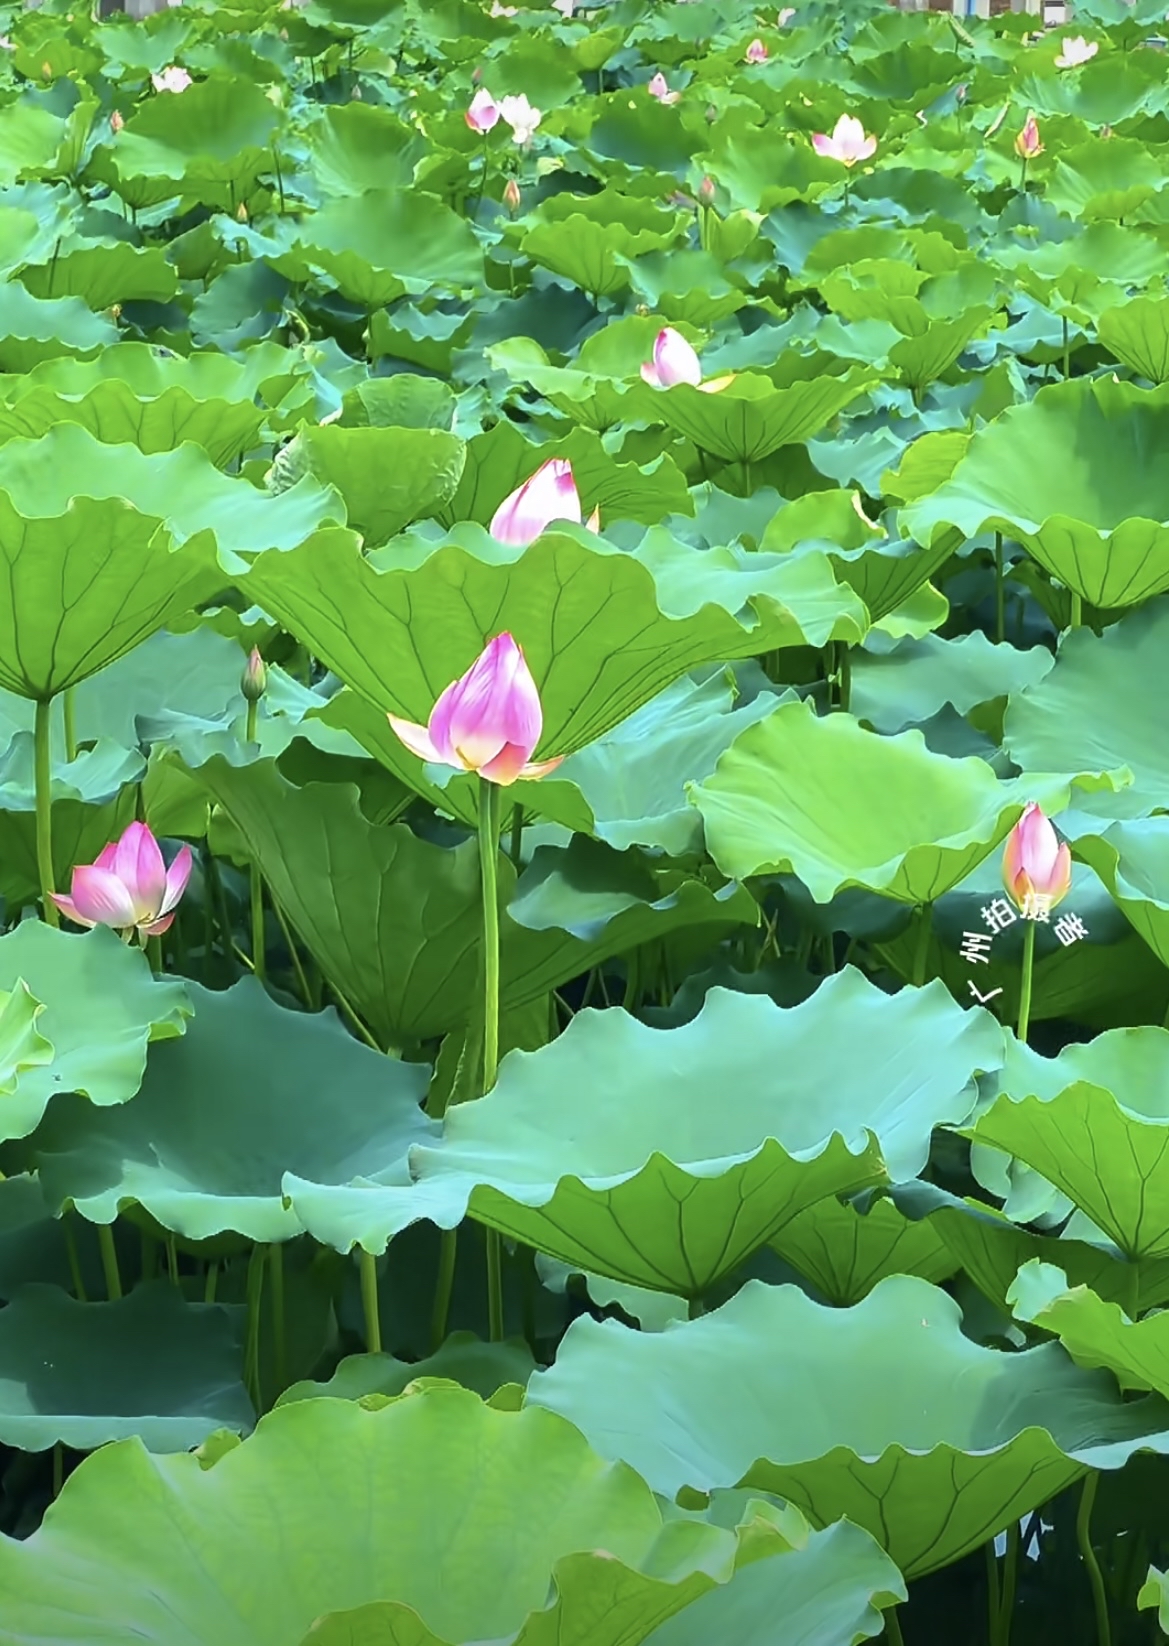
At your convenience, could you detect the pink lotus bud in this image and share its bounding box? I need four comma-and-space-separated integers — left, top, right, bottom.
1002, 802, 1072, 914
241, 647, 267, 702
489, 457, 581, 545
151, 65, 192, 93
503, 177, 521, 211
52, 822, 193, 937
745, 38, 768, 62
388, 633, 562, 785
1015, 113, 1043, 159
1054, 35, 1097, 69
585, 505, 601, 532
698, 175, 716, 205
640, 327, 703, 389
647, 71, 680, 104
811, 113, 878, 167
499, 93, 542, 144
466, 87, 500, 133
110, 110, 124, 134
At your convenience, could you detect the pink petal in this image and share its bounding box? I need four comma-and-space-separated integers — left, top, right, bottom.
640, 361, 664, 387
432, 633, 542, 774
66, 866, 140, 929
387, 714, 449, 766
518, 755, 564, 780
479, 742, 535, 785
810, 133, 835, 157
651, 327, 702, 387
143, 913, 177, 936
160, 844, 193, 917
489, 458, 581, 546
111, 822, 167, 920
94, 841, 119, 872
50, 893, 96, 929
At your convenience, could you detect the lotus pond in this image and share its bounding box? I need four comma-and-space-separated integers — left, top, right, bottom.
6, 0, 1169, 1640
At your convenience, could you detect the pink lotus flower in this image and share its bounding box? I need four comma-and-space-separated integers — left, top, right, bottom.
1054, 35, 1097, 68
490, 457, 582, 544
110, 110, 125, 134
499, 93, 542, 144
466, 88, 501, 133
504, 177, 521, 211
52, 822, 193, 937
647, 72, 680, 104
388, 634, 561, 785
1002, 802, 1072, 915
811, 114, 877, 167
745, 38, 768, 63
151, 65, 192, 93
641, 327, 703, 388
1015, 113, 1043, 159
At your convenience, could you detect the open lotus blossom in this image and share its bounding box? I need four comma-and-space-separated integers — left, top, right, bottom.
1015, 112, 1043, 159
151, 65, 192, 93
641, 327, 702, 388
490, 457, 584, 544
647, 71, 680, 104
552, 0, 575, 14
466, 87, 500, 132
811, 114, 877, 167
499, 93, 542, 144
52, 822, 193, 938
388, 634, 561, 785
744, 38, 768, 63
1054, 35, 1097, 68
1002, 802, 1072, 915
777, 7, 795, 21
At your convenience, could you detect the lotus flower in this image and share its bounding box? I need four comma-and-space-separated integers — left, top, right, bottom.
490, 457, 583, 544
52, 822, 193, 937
1015, 113, 1043, 159
1054, 35, 1097, 68
647, 72, 681, 104
777, 7, 795, 21
466, 88, 500, 133
499, 93, 542, 144
641, 327, 703, 388
811, 114, 878, 167
1002, 802, 1072, 915
745, 38, 768, 63
503, 177, 521, 211
110, 110, 125, 133
388, 634, 561, 785
151, 65, 192, 93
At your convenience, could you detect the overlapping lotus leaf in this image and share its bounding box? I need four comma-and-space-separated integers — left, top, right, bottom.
851, 631, 1054, 733
770, 1194, 957, 1307
0, 984, 52, 1098
294, 424, 466, 545
0, 379, 265, 465
0, 281, 117, 371
632, 366, 876, 464
20, 240, 178, 309
1073, 818, 1169, 968
1098, 296, 1169, 383
0, 1387, 809, 1646
528, 1273, 1169, 1578
904, 379, 1169, 608
1009, 1260, 1169, 1399
278, 1334, 537, 1408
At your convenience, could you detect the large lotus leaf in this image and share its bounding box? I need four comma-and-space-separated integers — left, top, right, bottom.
0, 281, 117, 372
851, 632, 1054, 735
519, 194, 686, 299
770, 1194, 958, 1308
0, 1281, 252, 1453
239, 526, 865, 770
0, 380, 265, 466
0, 984, 52, 1097
278, 1334, 536, 1408
1099, 297, 1169, 384
23, 977, 433, 1245
529, 1273, 1169, 1579
1004, 600, 1169, 811
95, 75, 280, 208
306, 102, 427, 196
0, 1387, 785, 1646
633, 368, 875, 464
17, 338, 305, 408
0, 102, 72, 188
20, 241, 178, 310
903, 379, 1169, 608
692, 698, 1027, 903
1009, 1261, 1169, 1400
324, 970, 1001, 1299
277, 189, 483, 309
0, 923, 189, 1144
1074, 818, 1169, 966
296, 425, 465, 545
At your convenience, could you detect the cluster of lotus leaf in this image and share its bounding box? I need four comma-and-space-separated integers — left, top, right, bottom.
5, 0, 1169, 1639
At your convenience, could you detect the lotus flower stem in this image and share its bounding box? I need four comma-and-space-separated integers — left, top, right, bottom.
244, 1243, 266, 1408
1016, 919, 1036, 1043
986, 1541, 1000, 1636
245, 697, 266, 986
269, 892, 312, 1009
269, 1241, 287, 1388
478, 776, 506, 1340
1076, 1474, 1112, 1646
994, 533, 1005, 644
62, 1215, 87, 1302
510, 801, 524, 867
884, 1604, 905, 1644
997, 1519, 1020, 1642
204, 1260, 219, 1304
34, 700, 59, 927
911, 903, 933, 987
1069, 592, 1082, 628
62, 688, 77, 762
1062, 315, 1070, 380
97, 1224, 122, 1301
359, 1247, 381, 1354
431, 1229, 458, 1351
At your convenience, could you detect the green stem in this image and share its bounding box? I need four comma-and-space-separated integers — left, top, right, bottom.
994, 531, 1005, 645
204, 1259, 219, 1304
1017, 918, 1037, 1044
688, 1294, 706, 1320
885, 1605, 905, 1646
1076, 1473, 1112, 1646
269, 1241, 286, 1389
97, 1224, 122, 1301
838, 641, 851, 714
62, 688, 77, 763
998, 1520, 1020, 1645
245, 700, 266, 985
244, 1244, 266, 1410
52, 1444, 63, 1499
509, 802, 524, 868
165, 1235, 179, 1285
478, 776, 502, 1093
34, 699, 59, 926
269, 894, 311, 1008
1069, 591, 1083, 629
359, 1248, 382, 1353
1062, 314, 1070, 381
986, 1540, 1001, 1644
62, 1214, 87, 1302
911, 902, 933, 987
431, 1227, 458, 1351
486, 1225, 505, 1343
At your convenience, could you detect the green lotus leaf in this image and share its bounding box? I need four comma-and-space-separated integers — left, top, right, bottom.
306, 102, 427, 196
278, 1333, 536, 1408
1009, 1260, 1169, 1399
1098, 296, 1169, 384
634, 367, 875, 465
0, 1281, 251, 1452
0, 281, 117, 372
16, 337, 305, 407
972, 1025, 1169, 1259
0, 923, 190, 1144
1074, 818, 1169, 966
692, 698, 1026, 902
0, 379, 265, 465
277, 189, 483, 309
305, 969, 1000, 1296
296, 425, 466, 545
1004, 600, 1167, 810
1044, 138, 1165, 223
338, 375, 456, 432
770, 1194, 958, 1307
0, 982, 52, 1098
903, 379, 1169, 608
24, 976, 433, 1244
529, 1273, 1169, 1578
0, 1387, 787, 1646
19, 240, 178, 310
0, 102, 74, 188
851, 632, 1054, 734
486, 334, 646, 434
239, 526, 865, 769
887, 307, 994, 393
0, 734, 141, 904
519, 193, 686, 299
1139, 1565, 1169, 1634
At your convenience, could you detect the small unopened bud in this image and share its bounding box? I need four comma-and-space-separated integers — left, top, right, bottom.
504, 177, 521, 211
698, 175, 716, 205
241, 647, 267, 702
236, 201, 248, 222
41, 61, 52, 79
110, 110, 124, 134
